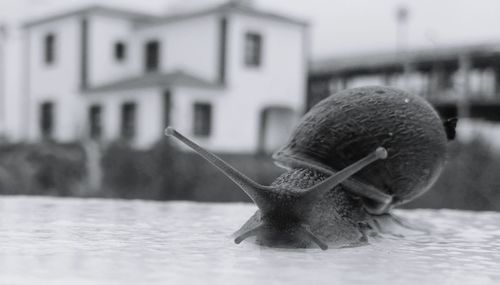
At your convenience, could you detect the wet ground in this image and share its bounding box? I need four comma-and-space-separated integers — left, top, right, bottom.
0, 196, 499, 285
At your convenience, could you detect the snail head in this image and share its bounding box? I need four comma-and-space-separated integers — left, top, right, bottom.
165, 127, 387, 250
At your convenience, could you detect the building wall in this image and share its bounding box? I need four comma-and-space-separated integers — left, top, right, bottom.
219, 13, 306, 152
170, 14, 307, 153
133, 15, 220, 82
22, 7, 308, 153
0, 25, 25, 141
87, 14, 136, 87
85, 87, 164, 148
171, 86, 224, 150
25, 16, 83, 142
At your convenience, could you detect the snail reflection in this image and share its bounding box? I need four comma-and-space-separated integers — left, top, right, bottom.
166, 86, 457, 250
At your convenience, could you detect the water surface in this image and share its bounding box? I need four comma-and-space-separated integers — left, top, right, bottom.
0, 196, 499, 285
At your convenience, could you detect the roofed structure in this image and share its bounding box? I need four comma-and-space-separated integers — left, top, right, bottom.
308, 42, 500, 122
84, 70, 221, 93
135, 1, 308, 29
23, 5, 158, 28
23, 2, 308, 30
311, 42, 500, 77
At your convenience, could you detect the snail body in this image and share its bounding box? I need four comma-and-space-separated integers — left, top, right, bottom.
166, 86, 455, 250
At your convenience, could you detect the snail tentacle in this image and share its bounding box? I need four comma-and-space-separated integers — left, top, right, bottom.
301, 147, 388, 201
165, 127, 275, 209
276, 155, 393, 207
234, 223, 264, 244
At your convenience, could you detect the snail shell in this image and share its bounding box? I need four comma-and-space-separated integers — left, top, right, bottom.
273, 86, 449, 207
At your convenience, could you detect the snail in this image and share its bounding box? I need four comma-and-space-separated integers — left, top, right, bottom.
165, 86, 457, 250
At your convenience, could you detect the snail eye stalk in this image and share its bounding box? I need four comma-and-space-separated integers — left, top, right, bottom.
165, 127, 273, 209
302, 147, 388, 201
275, 155, 393, 212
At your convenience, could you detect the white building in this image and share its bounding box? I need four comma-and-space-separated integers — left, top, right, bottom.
22, 1, 308, 153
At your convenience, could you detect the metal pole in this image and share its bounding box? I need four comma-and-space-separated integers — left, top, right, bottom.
396, 6, 409, 54
396, 6, 410, 89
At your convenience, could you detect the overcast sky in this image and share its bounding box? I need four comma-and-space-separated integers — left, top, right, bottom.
2, 0, 500, 59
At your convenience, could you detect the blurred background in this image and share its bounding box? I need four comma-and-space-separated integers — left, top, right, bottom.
0, 0, 500, 211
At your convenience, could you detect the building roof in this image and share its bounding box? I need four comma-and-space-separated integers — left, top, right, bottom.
135, 1, 308, 29
83, 70, 221, 93
23, 1, 308, 29
310, 42, 500, 76
23, 5, 158, 28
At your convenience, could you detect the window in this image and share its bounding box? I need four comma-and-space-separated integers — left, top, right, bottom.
193, 103, 212, 137
121, 102, 136, 140
144, 40, 160, 72
40, 102, 55, 139
44, 33, 56, 64
244, 32, 262, 67
89, 105, 103, 139
114, 41, 126, 62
